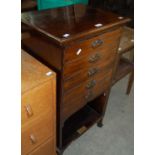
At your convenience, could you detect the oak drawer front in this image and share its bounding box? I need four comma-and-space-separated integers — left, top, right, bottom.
62, 70, 112, 121
22, 112, 54, 155
64, 57, 114, 92
63, 46, 116, 78
28, 137, 56, 155
22, 80, 54, 125
64, 28, 121, 63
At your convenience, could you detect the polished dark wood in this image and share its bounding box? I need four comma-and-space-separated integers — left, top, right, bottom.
21, 4, 130, 45
22, 4, 130, 154
64, 28, 121, 63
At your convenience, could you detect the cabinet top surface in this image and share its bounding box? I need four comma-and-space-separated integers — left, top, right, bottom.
21, 50, 55, 94
21, 4, 130, 45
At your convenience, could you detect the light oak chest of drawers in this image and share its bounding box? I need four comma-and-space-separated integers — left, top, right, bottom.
22, 4, 130, 155
21, 50, 56, 155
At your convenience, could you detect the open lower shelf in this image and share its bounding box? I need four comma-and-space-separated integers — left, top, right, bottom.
62, 104, 102, 149
113, 57, 133, 85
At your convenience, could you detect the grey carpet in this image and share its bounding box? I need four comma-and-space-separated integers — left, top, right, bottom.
64, 75, 134, 155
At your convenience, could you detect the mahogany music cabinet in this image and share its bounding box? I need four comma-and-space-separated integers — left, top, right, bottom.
21, 50, 56, 155
21, 4, 130, 154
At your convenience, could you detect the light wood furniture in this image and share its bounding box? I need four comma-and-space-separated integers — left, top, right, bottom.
21, 50, 56, 155
112, 26, 134, 94
21, 4, 130, 154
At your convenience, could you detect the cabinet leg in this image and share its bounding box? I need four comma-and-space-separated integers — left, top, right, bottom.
97, 119, 103, 128
56, 148, 64, 155
126, 71, 134, 95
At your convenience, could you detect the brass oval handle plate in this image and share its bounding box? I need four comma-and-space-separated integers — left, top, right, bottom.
88, 68, 99, 77
88, 53, 101, 63
86, 80, 96, 89
92, 39, 103, 48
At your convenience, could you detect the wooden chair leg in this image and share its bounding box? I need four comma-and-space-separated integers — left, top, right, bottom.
126, 71, 134, 95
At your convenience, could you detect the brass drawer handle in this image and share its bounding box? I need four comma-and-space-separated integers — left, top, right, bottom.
86, 80, 96, 89
30, 134, 37, 144
85, 91, 93, 100
25, 104, 33, 117
88, 53, 101, 63
92, 39, 103, 48
88, 68, 99, 77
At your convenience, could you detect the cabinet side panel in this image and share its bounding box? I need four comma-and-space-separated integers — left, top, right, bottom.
22, 33, 63, 71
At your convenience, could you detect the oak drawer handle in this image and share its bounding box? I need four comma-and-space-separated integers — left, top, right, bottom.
86, 80, 96, 89
25, 104, 33, 117
88, 68, 99, 77
92, 39, 103, 48
88, 53, 101, 63
30, 134, 37, 144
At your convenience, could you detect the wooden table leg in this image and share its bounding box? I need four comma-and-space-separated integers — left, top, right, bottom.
126, 71, 134, 95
